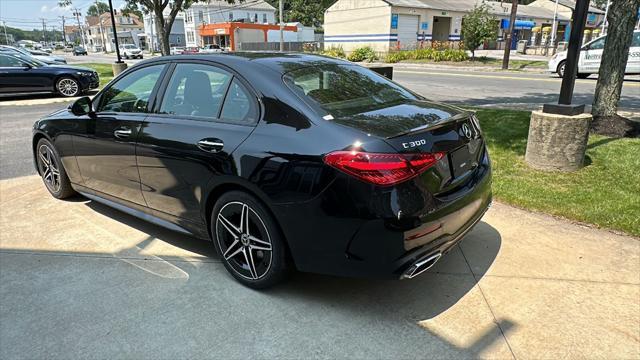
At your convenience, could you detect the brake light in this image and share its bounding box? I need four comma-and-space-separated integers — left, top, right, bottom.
323, 151, 445, 186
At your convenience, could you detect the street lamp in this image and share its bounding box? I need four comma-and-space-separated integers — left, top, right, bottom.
543, 0, 590, 115
107, 0, 127, 75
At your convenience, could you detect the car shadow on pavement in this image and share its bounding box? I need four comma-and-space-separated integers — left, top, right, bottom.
83, 200, 217, 258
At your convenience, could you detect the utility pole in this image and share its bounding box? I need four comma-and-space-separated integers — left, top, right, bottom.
502, 0, 518, 70
96, 0, 107, 52
601, 0, 611, 35
40, 18, 47, 45
60, 16, 67, 46
73, 8, 86, 48
279, 0, 284, 52
108, 0, 123, 63
149, 13, 155, 54
550, 0, 559, 45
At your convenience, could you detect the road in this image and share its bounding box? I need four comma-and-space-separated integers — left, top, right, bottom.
1, 65, 638, 180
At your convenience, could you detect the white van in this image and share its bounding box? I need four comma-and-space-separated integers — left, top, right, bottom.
548, 30, 640, 78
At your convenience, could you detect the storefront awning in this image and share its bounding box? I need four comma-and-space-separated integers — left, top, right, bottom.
500, 19, 536, 30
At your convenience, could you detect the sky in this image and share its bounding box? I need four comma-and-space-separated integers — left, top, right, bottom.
0, 0, 126, 30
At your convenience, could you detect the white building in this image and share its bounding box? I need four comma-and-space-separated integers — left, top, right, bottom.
142, 12, 186, 52
183, 0, 277, 47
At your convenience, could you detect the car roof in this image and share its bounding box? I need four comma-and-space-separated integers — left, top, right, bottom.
141, 52, 352, 75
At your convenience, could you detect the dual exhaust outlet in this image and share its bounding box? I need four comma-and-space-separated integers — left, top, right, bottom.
401, 252, 442, 279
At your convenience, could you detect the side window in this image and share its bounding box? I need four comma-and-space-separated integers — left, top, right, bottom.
0, 54, 25, 67
589, 37, 606, 50
99, 64, 165, 113
220, 79, 258, 125
159, 63, 232, 119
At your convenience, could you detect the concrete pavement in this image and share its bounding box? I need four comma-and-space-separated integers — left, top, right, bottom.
1, 175, 638, 359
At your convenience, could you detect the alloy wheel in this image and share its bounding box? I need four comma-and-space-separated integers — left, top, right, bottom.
558, 62, 566, 78
37, 144, 61, 193
57, 78, 79, 97
215, 201, 273, 280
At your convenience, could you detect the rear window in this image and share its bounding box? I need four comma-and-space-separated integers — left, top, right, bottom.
284, 64, 417, 117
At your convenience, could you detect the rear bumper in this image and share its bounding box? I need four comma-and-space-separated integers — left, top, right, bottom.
272, 147, 492, 279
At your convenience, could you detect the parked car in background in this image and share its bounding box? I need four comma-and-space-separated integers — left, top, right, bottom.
181, 46, 200, 54
73, 46, 88, 56
31, 53, 491, 289
200, 44, 224, 53
549, 30, 640, 78
0, 45, 67, 64
0, 53, 99, 97
120, 44, 143, 59
170, 46, 185, 55
41, 47, 54, 54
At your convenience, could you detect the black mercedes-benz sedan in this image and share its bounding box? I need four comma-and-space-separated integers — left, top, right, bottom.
32, 53, 492, 288
0, 53, 99, 97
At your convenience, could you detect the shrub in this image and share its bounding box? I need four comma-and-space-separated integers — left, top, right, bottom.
384, 48, 469, 63
321, 45, 346, 59
347, 46, 378, 62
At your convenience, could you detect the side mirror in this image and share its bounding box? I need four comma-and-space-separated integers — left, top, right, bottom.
70, 96, 94, 116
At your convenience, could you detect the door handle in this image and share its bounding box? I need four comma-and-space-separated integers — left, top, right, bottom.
114, 128, 132, 139
197, 139, 224, 153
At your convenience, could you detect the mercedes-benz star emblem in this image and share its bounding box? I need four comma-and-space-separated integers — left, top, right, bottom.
462, 123, 473, 139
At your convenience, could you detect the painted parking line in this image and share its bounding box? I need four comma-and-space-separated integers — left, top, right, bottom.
395, 70, 640, 87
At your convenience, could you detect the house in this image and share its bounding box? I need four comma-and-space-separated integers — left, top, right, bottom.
323, 0, 569, 53
85, 11, 144, 52
63, 25, 84, 45
183, 0, 277, 47
142, 11, 186, 51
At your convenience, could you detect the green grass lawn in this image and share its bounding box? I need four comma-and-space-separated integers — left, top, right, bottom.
77, 63, 114, 87
476, 109, 640, 236
402, 57, 548, 70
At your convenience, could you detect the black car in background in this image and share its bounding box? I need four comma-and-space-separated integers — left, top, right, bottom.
73, 46, 88, 56
0, 53, 99, 97
31, 53, 491, 288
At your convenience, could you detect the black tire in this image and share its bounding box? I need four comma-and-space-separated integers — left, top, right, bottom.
557, 61, 566, 78
35, 138, 76, 199
211, 191, 290, 289
55, 76, 80, 97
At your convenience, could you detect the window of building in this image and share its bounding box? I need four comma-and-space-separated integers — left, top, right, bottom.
262, 13, 267, 23
198, 10, 204, 23
187, 31, 195, 43
254, 13, 258, 23
229, 12, 233, 21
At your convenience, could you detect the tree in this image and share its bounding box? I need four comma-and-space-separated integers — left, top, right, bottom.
266, 0, 335, 29
591, 0, 640, 137
86, 2, 110, 16
122, 0, 241, 56
461, 2, 497, 60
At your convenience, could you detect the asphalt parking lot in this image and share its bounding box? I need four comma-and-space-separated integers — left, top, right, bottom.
1, 176, 638, 359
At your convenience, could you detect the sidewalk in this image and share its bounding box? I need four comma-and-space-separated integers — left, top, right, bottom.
473, 49, 553, 61
1, 175, 638, 359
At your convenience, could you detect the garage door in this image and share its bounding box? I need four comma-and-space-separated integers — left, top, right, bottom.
397, 14, 419, 49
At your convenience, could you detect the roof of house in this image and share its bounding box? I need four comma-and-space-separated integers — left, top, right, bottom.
85, 11, 143, 28
381, 0, 570, 20
556, 0, 606, 14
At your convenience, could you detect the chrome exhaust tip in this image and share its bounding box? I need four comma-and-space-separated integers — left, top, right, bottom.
401, 252, 442, 279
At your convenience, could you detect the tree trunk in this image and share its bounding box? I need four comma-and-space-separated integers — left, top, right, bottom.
153, 9, 170, 56
592, 0, 640, 119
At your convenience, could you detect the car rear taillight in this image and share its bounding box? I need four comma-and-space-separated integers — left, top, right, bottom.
323, 151, 445, 186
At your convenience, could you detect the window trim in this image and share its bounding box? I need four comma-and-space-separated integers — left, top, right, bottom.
94, 62, 171, 116
151, 59, 262, 126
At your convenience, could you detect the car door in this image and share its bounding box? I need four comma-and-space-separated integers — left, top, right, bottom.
137, 61, 259, 225
0, 54, 48, 93
580, 36, 606, 73
73, 63, 168, 206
